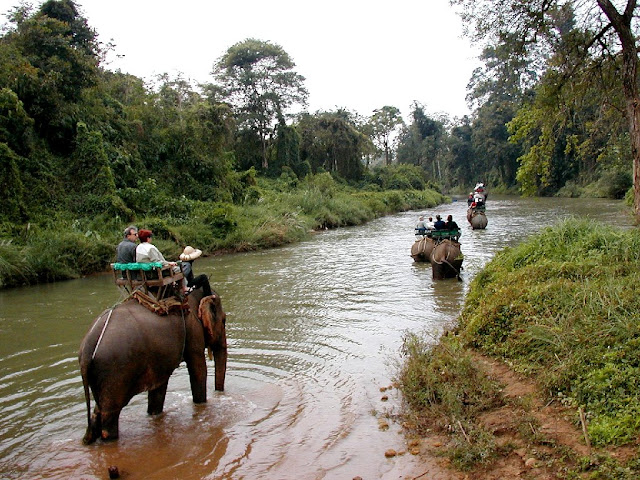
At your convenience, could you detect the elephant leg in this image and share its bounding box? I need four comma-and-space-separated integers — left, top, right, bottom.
213, 347, 228, 392
100, 409, 121, 441
148, 381, 169, 415
83, 406, 102, 444
186, 355, 207, 403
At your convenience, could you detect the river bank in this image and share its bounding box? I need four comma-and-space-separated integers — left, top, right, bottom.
0, 180, 446, 289
398, 218, 640, 479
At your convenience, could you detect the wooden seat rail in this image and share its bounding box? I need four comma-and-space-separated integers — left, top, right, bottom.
111, 264, 184, 301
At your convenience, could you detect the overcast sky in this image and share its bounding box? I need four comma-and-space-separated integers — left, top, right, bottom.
0, 0, 481, 120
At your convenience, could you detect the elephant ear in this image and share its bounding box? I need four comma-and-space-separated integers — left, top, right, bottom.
198, 295, 216, 360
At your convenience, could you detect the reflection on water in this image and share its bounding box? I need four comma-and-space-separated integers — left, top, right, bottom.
0, 196, 632, 479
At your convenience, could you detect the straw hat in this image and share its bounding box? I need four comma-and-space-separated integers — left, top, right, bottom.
180, 246, 202, 261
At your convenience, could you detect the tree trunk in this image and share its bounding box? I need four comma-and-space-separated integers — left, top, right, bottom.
384, 137, 390, 165
597, 0, 640, 222
627, 91, 640, 223
261, 135, 268, 170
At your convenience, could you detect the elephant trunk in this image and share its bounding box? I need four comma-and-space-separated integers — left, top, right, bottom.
198, 294, 228, 392
214, 346, 227, 391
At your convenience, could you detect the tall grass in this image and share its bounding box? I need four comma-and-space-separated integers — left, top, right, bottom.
0, 231, 114, 288
0, 180, 447, 288
397, 332, 503, 470
459, 219, 640, 446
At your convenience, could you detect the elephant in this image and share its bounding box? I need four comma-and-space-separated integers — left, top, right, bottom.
467, 207, 488, 230
78, 289, 227, 444
411, 236, 435, 262
431, 239, 464, 280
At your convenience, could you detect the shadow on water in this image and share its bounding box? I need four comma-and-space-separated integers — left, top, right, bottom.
0, 195, 633, 479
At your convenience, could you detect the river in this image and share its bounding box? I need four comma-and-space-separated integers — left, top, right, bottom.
0, 195, 633, 479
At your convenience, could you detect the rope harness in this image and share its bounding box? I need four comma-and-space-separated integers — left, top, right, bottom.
91, 308, 114, 360
89, 290, 190, 360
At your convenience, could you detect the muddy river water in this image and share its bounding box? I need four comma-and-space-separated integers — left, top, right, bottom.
0, 195, 632, 479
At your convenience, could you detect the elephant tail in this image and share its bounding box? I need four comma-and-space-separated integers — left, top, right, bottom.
80, 359, 99, 444
81, 366, 91, 425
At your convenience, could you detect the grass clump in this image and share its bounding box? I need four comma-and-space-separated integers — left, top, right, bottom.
396, 331, 503, 470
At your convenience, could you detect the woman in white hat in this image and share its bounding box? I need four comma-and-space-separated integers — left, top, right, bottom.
180, 246, 212, 297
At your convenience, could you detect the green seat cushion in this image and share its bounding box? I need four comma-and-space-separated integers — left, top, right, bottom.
113, 262, 163, 271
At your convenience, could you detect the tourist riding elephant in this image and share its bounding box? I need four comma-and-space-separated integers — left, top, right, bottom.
78, 289, 227, 444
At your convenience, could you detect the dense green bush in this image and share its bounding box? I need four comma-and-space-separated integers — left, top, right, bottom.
1, 230, 113, 287
0, 143, 27, 222
363, 164, 429, 191
596, 170, 633, 199
458, 219, 640, 446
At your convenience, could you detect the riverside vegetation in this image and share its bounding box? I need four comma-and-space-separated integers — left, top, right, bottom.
0, 168, 446, 289
397, 218, 640, 478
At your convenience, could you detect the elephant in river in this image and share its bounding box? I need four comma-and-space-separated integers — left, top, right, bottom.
467, 208, 488, 230
78, 290, 227, 444
431, 239, 464, 280
411, 236, 435, 262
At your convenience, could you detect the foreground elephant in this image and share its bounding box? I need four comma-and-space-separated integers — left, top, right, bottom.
431, 239, 464, 280
78, 290, 227, 444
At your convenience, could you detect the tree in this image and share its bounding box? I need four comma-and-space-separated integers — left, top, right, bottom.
447, 116, 475, 188
508, 59, 628, 195
297, 111, 372, 181
213, 38, 308, 170
137, 74, 236, 201
272, 122, 304, 177
471, 97, 522, 189
451, 0, 640, 219
396, 103, 447, 182
0, 0, 100, 153
0, 142, 27, 222
368, 106, 404, 165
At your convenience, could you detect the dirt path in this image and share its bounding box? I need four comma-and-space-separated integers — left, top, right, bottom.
398, 352, 631, 480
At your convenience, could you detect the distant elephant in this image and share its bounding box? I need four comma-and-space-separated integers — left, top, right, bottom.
411, 236, 435, 262
78, 289, 227, 444
467, 208, 488, 230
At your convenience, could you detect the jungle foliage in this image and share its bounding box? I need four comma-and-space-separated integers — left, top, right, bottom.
0, 0, 636, 286
0, 1, 447, 288
392, 1, 638, 204
0, 1, 634, 223
448, 0, 638, 210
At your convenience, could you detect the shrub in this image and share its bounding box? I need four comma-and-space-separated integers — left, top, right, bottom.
457, 219, 640, 446
556, 180, 583, 198
597, 170, 633, 199
397, 332, 502, 469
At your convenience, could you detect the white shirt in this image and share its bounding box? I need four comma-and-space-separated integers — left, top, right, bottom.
136, 242, 167, 264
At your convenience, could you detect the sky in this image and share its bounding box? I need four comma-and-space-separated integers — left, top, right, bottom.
0, 0, 482, 120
